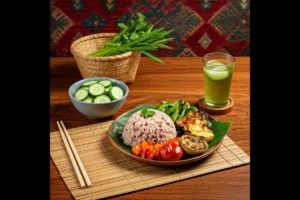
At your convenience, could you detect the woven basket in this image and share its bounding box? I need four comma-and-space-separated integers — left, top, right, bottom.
70, 33, 141, 83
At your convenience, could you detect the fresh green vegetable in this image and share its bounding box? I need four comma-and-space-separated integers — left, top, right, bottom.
81, 86, 89, 91
109, 86, 124, 100
189, 106, 198, 112
74, 89, 89, 101
165, 104, 175, 115
82, 96, 94, 103
89, 83, 105, 96
177, 100, 183, 111
73, 79, 125, 103
157, 102, 174, 112
178, 102, 189, 119
155, 100, 201, 121
170, 102, 179, 121
89, 12, 174, 65
94, 95, 112, 103
105, 85, 112, 93
141, 109, 156, 117
83, 80, 98, 86
99, 80, 112, 88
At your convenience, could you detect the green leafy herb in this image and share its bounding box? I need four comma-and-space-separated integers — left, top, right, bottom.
141, 109, 156, 117
89, 12, 174, 65
109, 105, 232, 153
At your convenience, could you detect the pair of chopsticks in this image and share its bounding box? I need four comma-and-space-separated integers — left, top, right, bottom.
57, 121, 92, 188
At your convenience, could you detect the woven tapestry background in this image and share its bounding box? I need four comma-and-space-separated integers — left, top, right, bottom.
50, 0, 250, 57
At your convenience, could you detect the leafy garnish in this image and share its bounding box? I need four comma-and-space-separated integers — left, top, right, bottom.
89, 12, 174, 65
141, 109, 156, 117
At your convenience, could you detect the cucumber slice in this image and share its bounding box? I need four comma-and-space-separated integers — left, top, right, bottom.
105, 85, 112, 93
88, 83, 105, 96
94, 95, 112, 103
81, 86, 89, 91
99, 80, 112, 88
83, 80, 98, 86
109, 86, 124, 100
82, 96, 94, 103
102, 85, 112, 95
74, 89, 89, 101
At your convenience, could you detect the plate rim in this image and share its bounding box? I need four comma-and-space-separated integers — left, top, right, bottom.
107, 106, 224, 166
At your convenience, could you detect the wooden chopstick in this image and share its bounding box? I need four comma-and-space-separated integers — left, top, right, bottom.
60, 121, 92, 187
56, 121, 86, 188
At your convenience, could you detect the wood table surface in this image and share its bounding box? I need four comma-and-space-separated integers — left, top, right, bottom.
50, 57, 250, 200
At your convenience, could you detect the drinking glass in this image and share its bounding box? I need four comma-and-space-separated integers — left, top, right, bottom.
202, 52, 235, 107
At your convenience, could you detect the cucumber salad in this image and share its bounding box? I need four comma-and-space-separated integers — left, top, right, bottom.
74, 80, 125, 103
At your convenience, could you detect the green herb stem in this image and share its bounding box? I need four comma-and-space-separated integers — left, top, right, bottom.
89, 12, 174, 65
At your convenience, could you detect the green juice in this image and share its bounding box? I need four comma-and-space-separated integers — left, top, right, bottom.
203, 60, 234, 106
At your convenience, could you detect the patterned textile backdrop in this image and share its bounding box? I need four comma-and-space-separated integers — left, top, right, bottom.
50, 0, 250, 57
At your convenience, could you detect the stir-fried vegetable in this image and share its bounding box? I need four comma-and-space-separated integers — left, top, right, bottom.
156, 100, 198, 122
179, 135, 208, 156
176, 111, 214, 142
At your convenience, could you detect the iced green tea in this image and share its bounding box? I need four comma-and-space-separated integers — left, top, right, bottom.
202, 53, 235, 107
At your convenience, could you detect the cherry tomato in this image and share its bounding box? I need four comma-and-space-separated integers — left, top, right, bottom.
159, 142, 183, 161
156, 150, 162, 160
166, 137, 180, 145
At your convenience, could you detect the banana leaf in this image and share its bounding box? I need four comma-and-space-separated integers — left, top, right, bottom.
109, 104, 232, 153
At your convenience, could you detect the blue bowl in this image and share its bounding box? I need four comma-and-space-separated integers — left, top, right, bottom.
69, 77, 129, 119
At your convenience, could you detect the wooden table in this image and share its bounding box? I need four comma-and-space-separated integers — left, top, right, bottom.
50, 57, 250, 200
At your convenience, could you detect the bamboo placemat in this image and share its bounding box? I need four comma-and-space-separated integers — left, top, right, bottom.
50, 120, 250, 200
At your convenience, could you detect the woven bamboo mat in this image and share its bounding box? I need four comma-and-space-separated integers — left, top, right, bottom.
50, 120, 250, 200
